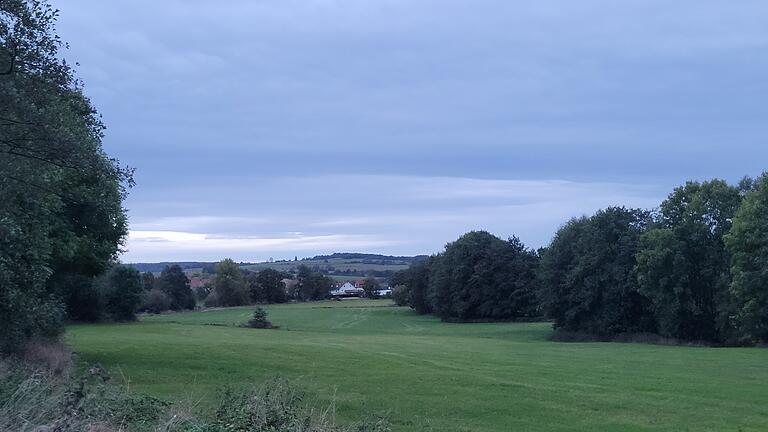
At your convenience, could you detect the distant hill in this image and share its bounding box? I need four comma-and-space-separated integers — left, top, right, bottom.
128, 253, 425, 278
127, 262, 214, 273
306, 253, 428, 265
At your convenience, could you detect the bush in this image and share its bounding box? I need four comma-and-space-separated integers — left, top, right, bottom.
141, 289, 172, 314
101, 265, 144, 321
207, 378, 389, 432
391, 285, 409, 306
245, 307, 273, 329
203, 291, 220, 308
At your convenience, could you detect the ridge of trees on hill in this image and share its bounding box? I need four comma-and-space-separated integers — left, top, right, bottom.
393, 174, 768, 345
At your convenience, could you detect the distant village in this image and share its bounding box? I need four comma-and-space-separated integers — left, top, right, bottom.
189, 275, 392, 299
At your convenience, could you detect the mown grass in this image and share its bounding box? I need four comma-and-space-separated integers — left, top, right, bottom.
67, 300, 768, 432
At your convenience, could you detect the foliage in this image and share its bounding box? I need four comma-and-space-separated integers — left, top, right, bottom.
244, 307, 273, 329
362, 277, 380, 299
100, 265, 144, 321
0, 0, 131, 351
1, 348, 389, 432
214, 259, 249, 307
195, 282, 213, 302
428, 232, 540, 321
725, 172, 768, 343
392, 258, 434, 315
60, 273, 102, 322
158, 265, 195, 310
141, 289, 172, 314
141, 272, 156, 291
391, 285, 409, 306
636, 180, 742, 342
295, 265, 334, 301
248, 268, 287, 304
539, 207, 655, 336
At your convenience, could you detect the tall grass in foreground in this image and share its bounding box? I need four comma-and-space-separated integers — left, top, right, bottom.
0, 342, 389, 432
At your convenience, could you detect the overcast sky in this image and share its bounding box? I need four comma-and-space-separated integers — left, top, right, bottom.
55, 0, 768, 262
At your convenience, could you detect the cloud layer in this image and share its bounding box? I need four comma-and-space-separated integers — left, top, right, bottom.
52, 1, 768, 261
123, 175, 665, 261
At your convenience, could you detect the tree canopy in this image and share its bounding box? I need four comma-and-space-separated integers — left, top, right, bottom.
636, 180, 742, 342
157, 265, 195, 311
1, 0, 131, 351
725, 173, 768, 343
539, 208, 654, 336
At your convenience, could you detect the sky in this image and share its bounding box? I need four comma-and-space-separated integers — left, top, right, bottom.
55, 0, 768, 262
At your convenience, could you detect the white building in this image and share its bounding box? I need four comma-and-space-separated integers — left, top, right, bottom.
329, 281, 364, 297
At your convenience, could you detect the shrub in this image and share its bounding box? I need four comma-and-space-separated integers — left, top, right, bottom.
208, 378, 389, 432
203, 291, 220, 308
245, 307, 273, 329
101, 265, 144, 321
391, 285, 409, 306
362, 277, 380, 299
141, 289, 171, 314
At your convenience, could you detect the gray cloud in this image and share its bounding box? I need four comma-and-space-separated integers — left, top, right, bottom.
52, 1, 768, 261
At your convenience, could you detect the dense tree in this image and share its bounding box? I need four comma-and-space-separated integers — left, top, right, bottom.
194, 282, 212, 303
62, 274, 102, 322
0, 1, 131, 351
141, 289, 171, 314
295, 265, 333, 301
247, 268, 287, 304
141, 272, 156, 291
429, 231, 539, 321
157, 265, 195, 310
213, 259, 249, 306
101, 265, 143, 321
362, 277, 381, 299
636, 180, 742, 342
725, 173, 768, 343
539, 207, 655, 336
393, 257, 435, 315
392, 284, 409, 306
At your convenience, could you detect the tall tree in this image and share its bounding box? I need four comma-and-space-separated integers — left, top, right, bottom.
101, 265, 143, 321
362, 277, 381, 299
247, 268, 287, 304
157, 265, 195, 310
213, 259, 249, 306
141, 272, 156, 291
295, 265, 333, 301
0, 0, 131, 351
393, 257, 435, 315
636, 180, 742, 342
429, 231, 539, 321
539, 207, 655, 335
725, 173, 768, 343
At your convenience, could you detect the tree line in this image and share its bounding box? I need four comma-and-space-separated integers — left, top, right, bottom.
138, 260, 339, 314
393, 174, 768, 345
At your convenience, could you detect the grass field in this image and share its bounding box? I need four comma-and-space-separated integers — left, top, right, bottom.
66, 300, 768, 432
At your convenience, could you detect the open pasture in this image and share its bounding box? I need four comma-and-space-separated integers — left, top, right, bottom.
67, 300, 768, 432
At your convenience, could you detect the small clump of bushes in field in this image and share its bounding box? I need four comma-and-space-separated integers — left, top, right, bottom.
0, 341, 389, 432
242, 307, 276, 329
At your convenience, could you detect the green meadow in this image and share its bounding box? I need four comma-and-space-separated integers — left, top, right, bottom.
67, 300, 768, 432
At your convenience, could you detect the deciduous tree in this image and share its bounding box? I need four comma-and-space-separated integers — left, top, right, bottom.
725, 173, 768, 343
